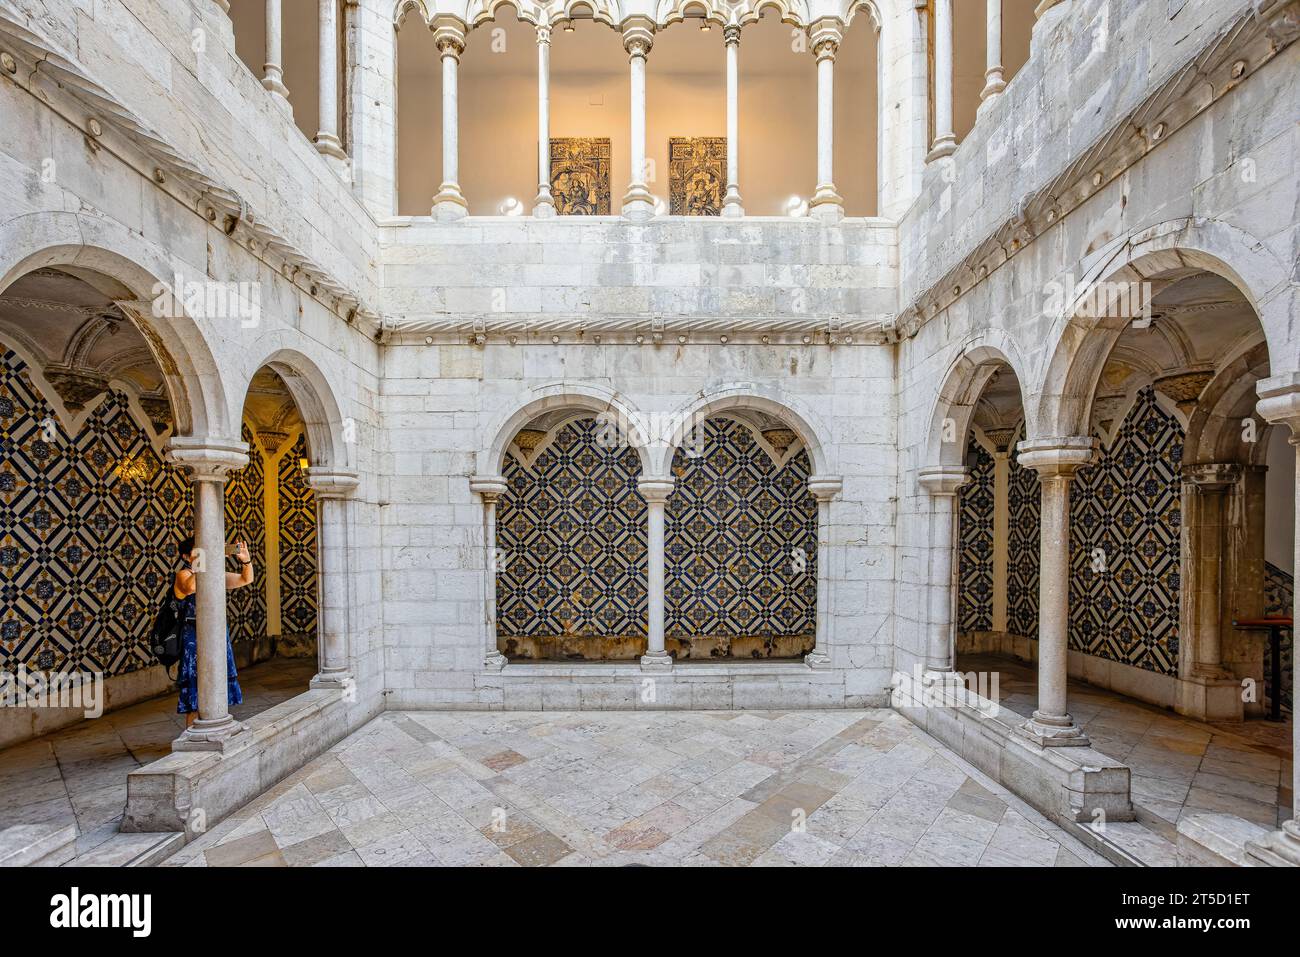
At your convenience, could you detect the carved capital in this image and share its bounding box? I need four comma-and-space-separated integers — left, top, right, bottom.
622, 16, 655, 59
305, 468, 360, 499
917, 466, 969, 497
637, 476, 675, 504
807, 474, 844, 503
1183, 462, 1241, 491
431, 16, 467, 58
166, 435, 249, 483
1016, 436, 1096, 476
723, 24, 741, 46
809, 18, 843, 62
470, 474, 509, 504
1256, 373, 1300, 437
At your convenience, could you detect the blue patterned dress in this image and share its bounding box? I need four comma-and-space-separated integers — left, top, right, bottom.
175, 573, 243, 714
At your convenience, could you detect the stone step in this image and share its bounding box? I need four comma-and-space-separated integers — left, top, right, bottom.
0, 822, 78, 867
64, 831, 185, 867
1062, 815, 1178, 867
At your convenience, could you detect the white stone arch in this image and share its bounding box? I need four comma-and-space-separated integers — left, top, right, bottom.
842, 0, 881, 32
393, 0, 433, 27
478, 382, 653, 476
467, 0, 548, 28
657, 384, 833, 478
924, 332, 1031, 473
239, 343, 353, 471
0, 210, 229, 441
1029, 218, 1293, 440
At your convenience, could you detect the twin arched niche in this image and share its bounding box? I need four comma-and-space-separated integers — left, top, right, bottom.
493, 408, 818, 661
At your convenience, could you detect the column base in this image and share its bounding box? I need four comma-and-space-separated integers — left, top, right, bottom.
621, 185, 656, 222
1175, 672, 1244, 722
313, 132, 347, 161
721, 186, 744, 218
484, 651, 508, 672
310, 670, 354, 692
173, 715, 247, 752
804, 649, 833, 670
533, 201, 556, 218
640, 651, 673, 673
926, 136, 957, 163
809, 184, 843, 223
1245, 820, 1300, 867
1015, 710, 1090, 748
261, 74, 291, 113
433, 184, 468, 222
980, 72, 1006, 102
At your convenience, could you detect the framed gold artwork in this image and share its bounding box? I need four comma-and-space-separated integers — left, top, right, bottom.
669, 137, 726, 216
549, 138, 612, 215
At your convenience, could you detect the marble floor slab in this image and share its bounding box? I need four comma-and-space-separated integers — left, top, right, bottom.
160, 709, 1109, 867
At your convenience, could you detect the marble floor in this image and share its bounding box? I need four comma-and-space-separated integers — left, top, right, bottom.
160, 709, 1109, 867
0, 657, 315, 858
960, 654, 1294, 835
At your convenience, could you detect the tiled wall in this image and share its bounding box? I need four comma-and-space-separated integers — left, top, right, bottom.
277, 433, 319, 644
1264, 561, 1294, 713
1069, 388, 1182, 676
957, 438, 995, 634
224, 422, 268, 653
665, 416, 818, 659
1006, 443, 1041, 641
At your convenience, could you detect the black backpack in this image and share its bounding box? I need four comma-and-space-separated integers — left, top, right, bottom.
150, 593, 184, 669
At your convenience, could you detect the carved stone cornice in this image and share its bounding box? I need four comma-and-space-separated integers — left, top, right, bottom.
42, 364, 109, 411
898, 0, 1299, 339
0, 9, 378, 334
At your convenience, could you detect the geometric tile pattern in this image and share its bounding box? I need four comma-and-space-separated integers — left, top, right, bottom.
1006, 440, 1041, 641
957, 438, 995, 634
1069, 388, 1182, 676
496, 417, 647, 643
223, 422, 268, 652
665, 417, 817, 646
0, 348, 188, 677
277, 433, 318, 643
1263, 561, 1293, 713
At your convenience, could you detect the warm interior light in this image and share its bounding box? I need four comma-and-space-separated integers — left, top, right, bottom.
563, 22, 574, 32
299, 457, 310, 470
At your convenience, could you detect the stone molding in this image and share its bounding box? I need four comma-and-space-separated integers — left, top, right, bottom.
304, 468, 361, 499
165, 435, 250, 482
1015, 436, 1096, 476
636, 476, 675, 503
917, 465, 970, 497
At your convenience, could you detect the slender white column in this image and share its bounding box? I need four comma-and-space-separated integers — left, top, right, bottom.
167, 438, 249, 750
305, 469, 360, 688
721, 25, 744, 218
918, 467, 969, 675
534, 25, 556, 217
621, 18, 656, 221
981, 0, 1006, 103
1016, 438, 1094, 747
808, 18, 844, 222
1246, 377, 1300, 865
432, 17, 469, 220
928, 0, 957, 160
470, 477, 509, 671
262, 0, 291, 106
806, 476, 843, 669
313, 0, 346, 160
638, 477, 674, 671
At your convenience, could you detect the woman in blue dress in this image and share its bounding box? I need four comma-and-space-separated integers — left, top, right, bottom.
174, 535, 252, 726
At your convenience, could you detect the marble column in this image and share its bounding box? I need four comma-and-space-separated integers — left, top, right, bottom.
262, 0, 291, 107
622, 17, 656, 221
533, 25, 556, 217
1177, 463, 1243, 720
470, 477, 510, 671
313, 0, 347, 160
637, 477, 674, 671
981, 0, 1006, 103
918, 466, 970, 676
1016, 437, 1094, 747
808, 18, 844, 222
721, 25, 744, 218
305, 469, 360, 688
432, 17, 469, 220
167, 437, 249, 750
805, 476, 843, 669
928, 0, 957, 161
1247, 376, 1300, 866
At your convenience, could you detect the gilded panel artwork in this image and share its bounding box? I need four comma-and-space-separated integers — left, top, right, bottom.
549, 138, 611, 215
669, 137, 726, 216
